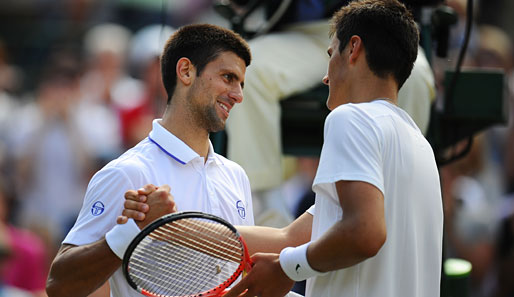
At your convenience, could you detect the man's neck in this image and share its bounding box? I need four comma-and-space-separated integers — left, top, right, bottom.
348, 76, 398, 105
160, 106, 210, 159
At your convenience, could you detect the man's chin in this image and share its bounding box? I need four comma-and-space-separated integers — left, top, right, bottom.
208, 122, 226, 133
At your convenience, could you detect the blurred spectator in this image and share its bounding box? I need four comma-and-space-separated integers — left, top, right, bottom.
0, 0, 106, 91
469, 25, 514, 193
474, 25, 513, 71
0, 40, 23, 95
76, 23, 136, 166
119, 24, 175, 149
9, 53, 91, 254
0, 40, 22, 169
440, 135, 498, 297
281, 157, 319, 219
466, 24, 514, 297
117, 0, 213, 30
468, 23, 514, 218
477, 0, 514, 41
438, 23, 514, 297
0, 230, 34, 297
493, 199, 514, 297
0, 176, 47, 297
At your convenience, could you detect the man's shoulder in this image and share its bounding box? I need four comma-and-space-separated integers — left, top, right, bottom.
330, 101, 402, 124
326, 103, 378, 127
108, 139, 157, 167
91, 141, 156, 183
212, 153, 249, 181
329, 102, 374, 116
213, 153, 245, 172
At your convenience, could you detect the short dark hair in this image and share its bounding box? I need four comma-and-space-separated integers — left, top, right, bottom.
330, 0, 419, 89
161, 24, 251, 104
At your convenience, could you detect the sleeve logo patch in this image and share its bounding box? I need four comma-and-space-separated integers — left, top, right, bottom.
236, 200, 246, 219
91, 201, 105, 216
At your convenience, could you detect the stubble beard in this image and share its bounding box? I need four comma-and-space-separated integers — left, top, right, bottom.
189, 95, 225, 133
187, 80, 226, 133
202, 102, 225, 133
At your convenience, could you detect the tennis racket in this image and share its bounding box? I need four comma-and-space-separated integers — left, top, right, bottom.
122, 211, 253, 297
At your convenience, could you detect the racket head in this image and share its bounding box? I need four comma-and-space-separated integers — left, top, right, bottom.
122, 211, 251, 297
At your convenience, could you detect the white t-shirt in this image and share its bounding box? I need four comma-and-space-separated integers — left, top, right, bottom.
63, 119, 254, 297
306, 100, 443, 297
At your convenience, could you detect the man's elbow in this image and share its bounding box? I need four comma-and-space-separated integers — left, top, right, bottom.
46, 261, 70, 297
46, 276, 61, 297
358, 228, 386, 258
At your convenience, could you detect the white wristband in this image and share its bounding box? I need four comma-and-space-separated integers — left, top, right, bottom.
279, 242, 326, 282
105, 219, 140, 259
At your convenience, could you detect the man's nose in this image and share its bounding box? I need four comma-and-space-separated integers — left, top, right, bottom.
322, 75, 329, 85
229, 85, 244, 104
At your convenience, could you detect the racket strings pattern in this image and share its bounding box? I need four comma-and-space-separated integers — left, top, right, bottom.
125, 215, 245, 297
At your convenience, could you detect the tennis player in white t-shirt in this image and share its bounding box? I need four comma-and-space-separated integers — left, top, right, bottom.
227, 1, 443, 296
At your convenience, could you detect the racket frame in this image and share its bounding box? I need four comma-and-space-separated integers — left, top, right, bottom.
122, 211, 251, 297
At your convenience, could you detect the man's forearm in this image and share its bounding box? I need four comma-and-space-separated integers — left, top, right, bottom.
308, 214, 386, 273
46, 239, 121, 297
238, 212, 313, 255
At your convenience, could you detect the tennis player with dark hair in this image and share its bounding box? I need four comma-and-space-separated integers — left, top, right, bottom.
121, 1, 443, 297
229, 1, 443, 296
46, 24, 253, 297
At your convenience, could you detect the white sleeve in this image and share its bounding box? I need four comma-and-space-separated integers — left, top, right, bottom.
63, 166, 136, 245
306, 205, 315, 215
313, 106, 384, 195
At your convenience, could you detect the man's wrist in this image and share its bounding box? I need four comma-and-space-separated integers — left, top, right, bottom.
105, 219, 140, 259
279, 242, 326, 281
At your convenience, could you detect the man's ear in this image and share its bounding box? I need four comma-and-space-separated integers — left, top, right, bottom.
176, 57, 195, 86
348, 35, 363, 64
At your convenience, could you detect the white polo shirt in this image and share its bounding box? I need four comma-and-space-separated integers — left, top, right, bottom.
306, 101, 443, 297
63, 119, 254, 297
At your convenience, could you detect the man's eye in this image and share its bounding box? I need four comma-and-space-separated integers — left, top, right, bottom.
223, 74, 233, 81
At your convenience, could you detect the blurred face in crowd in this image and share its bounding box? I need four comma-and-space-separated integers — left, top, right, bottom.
186, 51, 246, 133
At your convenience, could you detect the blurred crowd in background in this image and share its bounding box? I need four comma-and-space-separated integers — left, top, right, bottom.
0, 0, 513, 296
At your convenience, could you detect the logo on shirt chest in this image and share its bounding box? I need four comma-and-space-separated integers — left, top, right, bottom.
236, 200, 246, 219
91, 201, 105, 216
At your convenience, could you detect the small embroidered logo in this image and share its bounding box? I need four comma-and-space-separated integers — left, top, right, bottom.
91, 201, 105, 216
296, 264, 301, 273
236, 200, 246, 219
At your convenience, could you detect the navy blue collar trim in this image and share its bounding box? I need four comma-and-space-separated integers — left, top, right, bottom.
148, 136, 186, 165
